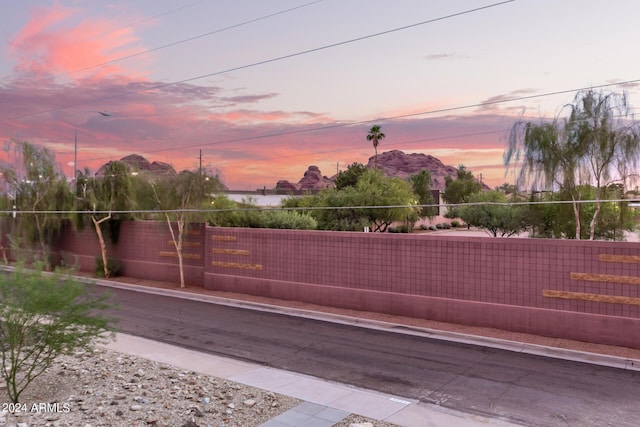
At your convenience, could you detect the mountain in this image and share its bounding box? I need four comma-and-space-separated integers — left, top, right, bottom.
275, 165, 335, 192
366, 150, 459, 190
275, 150, 462, 191
95, 154, 178, 179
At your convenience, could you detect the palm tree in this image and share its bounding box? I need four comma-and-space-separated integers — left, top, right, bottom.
366, 125, 385, 169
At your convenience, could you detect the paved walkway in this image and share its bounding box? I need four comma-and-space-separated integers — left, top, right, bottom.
95, 279, 640, 426
103, 333, 516, 427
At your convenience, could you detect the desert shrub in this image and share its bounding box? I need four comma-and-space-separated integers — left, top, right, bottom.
0, 264, 116, 403
451, 220, 460, 228
95, 257, 121, 278
419, 224, 428, 230
395, 224, 409, 233
262, 210, 317, 230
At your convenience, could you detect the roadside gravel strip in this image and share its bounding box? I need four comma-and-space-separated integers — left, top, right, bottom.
0, 347, 301, 427
0, 347, 394, 427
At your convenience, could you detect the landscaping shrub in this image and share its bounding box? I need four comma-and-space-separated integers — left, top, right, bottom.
262, 210, 317, 230
395, 224, 409, 233
95, 257, 121, 278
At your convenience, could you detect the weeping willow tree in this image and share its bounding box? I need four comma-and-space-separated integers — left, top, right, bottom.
77, 161, 134, 277
151, 170, 223, 288
0, 140, 72, 267
505, 89, 640, 240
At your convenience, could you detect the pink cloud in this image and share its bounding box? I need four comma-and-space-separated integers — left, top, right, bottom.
8, 4, 147, 79
0, 4, 521, 191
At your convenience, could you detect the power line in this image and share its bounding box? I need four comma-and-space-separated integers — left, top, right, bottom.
0, 0, 515, 123
61, 0, 324, 78
77, 77, 640, 164
3, 197, 637, 216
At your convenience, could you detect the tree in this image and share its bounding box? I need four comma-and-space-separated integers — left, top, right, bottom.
442, 165, 482, 219
78, 161, 135, 278
409, 170, 437, 219
495, 183, 518, 194
457, 190, 528, 237
152, 170, 223, 288
506, 89, 640, 240
527, 185, 637, 240
313, 169, 418, 232
0, 264, 115, 403
366, 125, 385, 169
335, 162, 368, 190
0, 140, 73, 268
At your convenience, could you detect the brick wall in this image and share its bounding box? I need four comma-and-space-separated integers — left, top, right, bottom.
31, 221, 640, 349
204, 227, 640, 349
53, 220, 205, 285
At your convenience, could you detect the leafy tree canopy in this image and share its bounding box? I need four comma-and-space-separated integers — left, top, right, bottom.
335, 162, 368, 190
505, 89, 640, 239
313, 169, 418, 232
409, 170, 437, 219
457, 190, 528, 237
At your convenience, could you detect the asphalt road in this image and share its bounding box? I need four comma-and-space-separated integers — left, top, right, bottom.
107, 287, 640, 427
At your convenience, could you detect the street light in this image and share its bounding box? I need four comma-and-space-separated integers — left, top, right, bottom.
73, 111, 111, 195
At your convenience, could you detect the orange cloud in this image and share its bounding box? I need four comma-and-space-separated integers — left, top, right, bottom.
9, 4, 147, 80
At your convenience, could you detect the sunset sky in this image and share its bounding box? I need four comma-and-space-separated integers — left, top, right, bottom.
1, 0, 640, 189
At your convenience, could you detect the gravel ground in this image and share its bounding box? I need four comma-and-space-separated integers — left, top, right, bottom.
0, 347, 396, 427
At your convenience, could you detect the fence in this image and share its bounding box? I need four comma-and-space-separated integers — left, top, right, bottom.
2, 216, 640, 349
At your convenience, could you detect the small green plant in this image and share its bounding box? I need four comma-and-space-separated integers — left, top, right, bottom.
262, 210, 317, 230
95, 257, 121, 278
395, 224, 409, 233
451, 220, 460, 228
0, 264, 116, 403
419, 224, 428, 230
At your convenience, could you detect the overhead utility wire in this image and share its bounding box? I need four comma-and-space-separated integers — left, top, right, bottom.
75, 129, 507, 176
110, 0, 209, 32
80, 77, 640, 164
85, 101, 640, 168
4, 198, 637, 216
63, 0, 324, 77
0, 0, 514, 123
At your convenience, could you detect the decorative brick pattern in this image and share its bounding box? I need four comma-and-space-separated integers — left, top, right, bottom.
39, 222, 640, 348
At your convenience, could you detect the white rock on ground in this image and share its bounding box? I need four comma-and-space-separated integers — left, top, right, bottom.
0, 347, 397, 427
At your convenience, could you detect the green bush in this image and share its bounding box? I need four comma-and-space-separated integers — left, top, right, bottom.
395, 224, 409, 233
419, 224, 428, 230
95, 257, 121, 278
0, 264, 116, 403
262, 210, 317, 230
451, 220, 460, 228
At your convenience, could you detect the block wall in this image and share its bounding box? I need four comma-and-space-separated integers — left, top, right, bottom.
204, 227, 640, 349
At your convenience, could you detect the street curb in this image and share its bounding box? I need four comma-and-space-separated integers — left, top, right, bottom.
83, 275, 640, 372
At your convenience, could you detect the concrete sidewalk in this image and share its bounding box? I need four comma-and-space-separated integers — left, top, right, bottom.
103, 333, 519, 427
